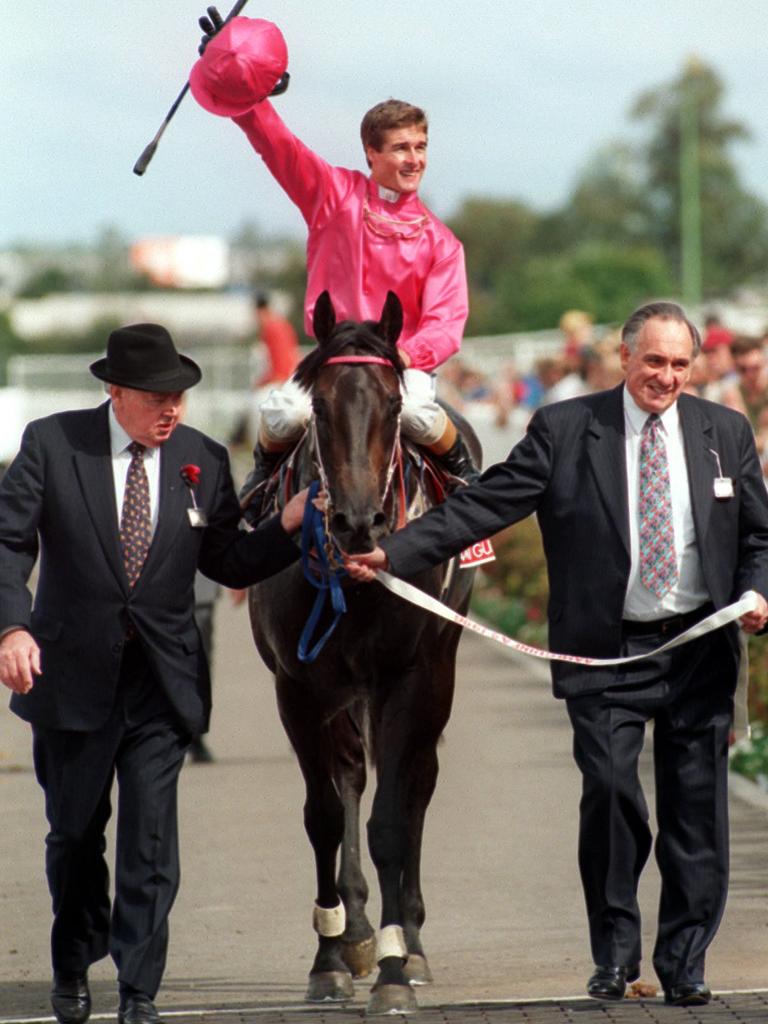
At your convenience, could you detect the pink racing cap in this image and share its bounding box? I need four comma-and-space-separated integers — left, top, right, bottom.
189, 17, 288, 117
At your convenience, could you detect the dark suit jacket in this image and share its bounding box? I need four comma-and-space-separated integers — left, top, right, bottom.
382, 386, 768, 698
0, 402, 300, 734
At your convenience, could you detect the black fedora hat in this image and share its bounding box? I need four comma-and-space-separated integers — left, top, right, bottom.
90, 323, 202, 392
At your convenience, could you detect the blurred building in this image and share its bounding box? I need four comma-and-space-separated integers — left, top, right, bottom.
130, 236, 230, 290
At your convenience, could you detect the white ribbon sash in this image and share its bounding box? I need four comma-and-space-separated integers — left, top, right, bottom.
375, 571, 757, 668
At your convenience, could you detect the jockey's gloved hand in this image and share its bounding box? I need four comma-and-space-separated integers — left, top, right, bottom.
197, 5, 224, 54
269, 72, 291, 97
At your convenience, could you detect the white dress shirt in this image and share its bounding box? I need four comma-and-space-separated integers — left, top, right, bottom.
622, 388, 709, 620
109, 404, 160, 532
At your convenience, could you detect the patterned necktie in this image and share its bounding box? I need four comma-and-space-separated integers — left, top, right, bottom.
120, 441, 152, 587
638, 414, 678, 598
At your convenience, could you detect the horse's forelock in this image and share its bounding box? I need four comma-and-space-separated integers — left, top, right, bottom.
293, 319, 404, 391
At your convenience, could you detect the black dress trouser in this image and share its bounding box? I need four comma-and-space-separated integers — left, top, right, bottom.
565, 626, 734, 988
32, 641, 190, 998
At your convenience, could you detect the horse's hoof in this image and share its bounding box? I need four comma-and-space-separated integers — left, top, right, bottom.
405, 954, 433, 986
305, 970, 354, 1002
342, 935, 376, 978
367, 983, 418, 1015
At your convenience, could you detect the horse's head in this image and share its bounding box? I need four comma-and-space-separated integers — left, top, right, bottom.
293, 291, 405, 553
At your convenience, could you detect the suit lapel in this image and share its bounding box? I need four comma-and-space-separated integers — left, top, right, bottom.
585, 385, 630, 558
72, 403, 128, 591
679, 393, 716, 541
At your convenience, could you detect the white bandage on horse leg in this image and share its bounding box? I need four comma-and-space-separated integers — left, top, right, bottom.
312, 901, 346, 937
376, 924, 407, 961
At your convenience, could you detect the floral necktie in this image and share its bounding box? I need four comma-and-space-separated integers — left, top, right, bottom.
638, 414, 678, 598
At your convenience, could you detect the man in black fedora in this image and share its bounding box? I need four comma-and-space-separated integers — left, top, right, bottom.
0, 324, 308, 1024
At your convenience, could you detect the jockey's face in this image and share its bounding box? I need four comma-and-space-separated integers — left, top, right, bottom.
366, 124, 427, 194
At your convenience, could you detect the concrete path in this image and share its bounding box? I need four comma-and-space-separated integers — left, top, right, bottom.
2, 593, 768, 1020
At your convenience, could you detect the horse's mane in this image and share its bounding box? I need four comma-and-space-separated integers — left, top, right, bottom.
293, 320, 406, 391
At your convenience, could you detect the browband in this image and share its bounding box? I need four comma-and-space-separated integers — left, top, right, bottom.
324, 355, 394, 366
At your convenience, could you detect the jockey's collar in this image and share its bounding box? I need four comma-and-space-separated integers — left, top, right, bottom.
377, 184, 401, 203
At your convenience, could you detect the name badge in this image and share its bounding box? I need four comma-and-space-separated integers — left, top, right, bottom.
714, 477, 734, 500
187, 508, 208, 528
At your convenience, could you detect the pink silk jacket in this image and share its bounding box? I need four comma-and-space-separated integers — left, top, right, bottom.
233, 101, 468, 372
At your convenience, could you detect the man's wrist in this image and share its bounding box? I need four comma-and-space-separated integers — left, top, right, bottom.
0, 626, 27, 642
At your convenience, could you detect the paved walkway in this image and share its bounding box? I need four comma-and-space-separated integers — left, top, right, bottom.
2, 595, 768, 1022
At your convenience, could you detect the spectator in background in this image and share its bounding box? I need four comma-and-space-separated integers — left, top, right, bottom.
720, 337, 768, 480
722, 336, 768, 429
699, 321, 736, 403
535, 356, 566, 405
559, 309, 594, 359
702, 313, 730, 350
538, 310, 595, 404
252, 291, 300, 388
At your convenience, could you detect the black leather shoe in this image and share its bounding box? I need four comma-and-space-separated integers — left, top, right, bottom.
587, 964, 640, 1001
51, 972, 91, 1024
664, 982, 712, 1006
118, 994, 161, 1024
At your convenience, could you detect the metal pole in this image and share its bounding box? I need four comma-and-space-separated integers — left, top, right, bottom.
679, 58, 702, 306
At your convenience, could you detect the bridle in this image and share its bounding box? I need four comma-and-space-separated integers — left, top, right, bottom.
296, 353, 403, 663
310, 354, 403, 527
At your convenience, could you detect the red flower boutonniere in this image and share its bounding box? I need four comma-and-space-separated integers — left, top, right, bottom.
180, 464, 201, 487
180, 464, 207, 527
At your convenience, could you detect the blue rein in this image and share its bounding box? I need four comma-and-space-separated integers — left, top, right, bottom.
298, 480, 348, 663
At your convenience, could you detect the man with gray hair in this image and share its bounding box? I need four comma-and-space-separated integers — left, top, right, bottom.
347, 300, 768, 1006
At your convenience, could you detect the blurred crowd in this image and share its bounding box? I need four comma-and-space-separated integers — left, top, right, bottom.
436, 309, 768, 484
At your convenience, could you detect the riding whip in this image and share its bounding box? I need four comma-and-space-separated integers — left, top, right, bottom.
132, 0, 251, 176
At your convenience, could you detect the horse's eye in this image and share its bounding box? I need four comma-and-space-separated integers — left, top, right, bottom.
388, 394, 403, 414
312, 398, 327, 420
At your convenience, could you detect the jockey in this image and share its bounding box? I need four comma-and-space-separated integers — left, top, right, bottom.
190, 14, 479, 504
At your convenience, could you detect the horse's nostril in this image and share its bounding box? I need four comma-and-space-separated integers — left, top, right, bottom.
331, 512, 350, 534
372, 511, 386, 528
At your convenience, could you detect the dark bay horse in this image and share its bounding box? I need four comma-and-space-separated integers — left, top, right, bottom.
248, 291, 481, 1014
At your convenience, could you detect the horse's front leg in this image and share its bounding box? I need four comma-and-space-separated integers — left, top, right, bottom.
332, 706, 376, 978
276, 675, 354, 1003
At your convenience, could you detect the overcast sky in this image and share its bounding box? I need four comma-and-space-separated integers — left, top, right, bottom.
3, 0, 768, 249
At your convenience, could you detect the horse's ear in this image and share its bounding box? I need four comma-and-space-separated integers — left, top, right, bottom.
312, 291, 336, 346
378, 291, 403, 347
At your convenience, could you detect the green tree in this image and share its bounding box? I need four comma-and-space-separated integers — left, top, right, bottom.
447, 198, 538, 334
0, 311, 25, 384
261, 243, 308, 340
493, 243, 672, 331
23, 317, 123, 356
541, 142, 656, 251
18, 265, 79, 298
632, 58, 768, 295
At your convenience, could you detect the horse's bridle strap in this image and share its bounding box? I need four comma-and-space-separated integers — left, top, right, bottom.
324, 355, 394, 366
